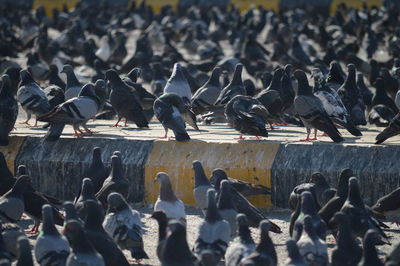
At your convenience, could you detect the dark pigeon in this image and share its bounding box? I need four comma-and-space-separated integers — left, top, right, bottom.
375, 113, 400, 144
151, 211, 168, 261
309, 172, 336, 209
217, 180, 238, 238
16, 237, 34, 266
215, 63, 246, 106
0, 75, 18, 146
371, 187, 400, 225
368, 105, 396, 127
192, 161, 213, 214
285, 239, 307, 266
358, 230, 384, 266
372, 78, 398, 113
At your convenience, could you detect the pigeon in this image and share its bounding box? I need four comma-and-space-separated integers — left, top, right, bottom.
309, 172, 336, 209
357, 73, 373, 107
64, 220, 105, 266
293, 70, 343, 142
63, 201, 82, 225
291, 191, 327, 241
326, 61, 345, 91
225, 95, 270, 139
34, 205, 70, 266
238, 220, 277, 266
60, 65, 82, 100
17, 69, 51, 127
284, 239, 307, 266
103, 192, 148, 262
215, 63, 246, 105
296, 215, 328, 266
43, 85, 65, 109
288, 182, 317, 211
126, 67, 141, 84
211, 175, 271, 198
212, 169, 281, 233
82, 200, 130, 266
154, 172, 186, 223
368, 105, 396, 127
151, 211, 168, 261
16, 237, 34, 266
192, 160, 214, 214
312, 68, 362, 137
375, 113, 400, 144
0, 221, 25, 260
38, 83, 100, 140
318, 168, 353, 231
217, 180, 238, 238
337, 64, 367, 126
385, 241, 400, 265
153, 93, 191, 141
371, 187, 400, 225
331, 212, 362, 266
75, 178, 99, 220
381, 68, 399, 100
47, 64, 65, 90
0, 175, 31, 223
191, 67, 222, 114
372, 78, 398, 113
163, 63, 192, 104
78, 147, 109, 198
358, 230, 384, 266
225, 214, 256, 266
95, 155, 129, 209
194, 189, 231, 266
0, 75, 18, 146
161, 220, 198, 266
105, 69, 148, 128
340, 177, 389, 244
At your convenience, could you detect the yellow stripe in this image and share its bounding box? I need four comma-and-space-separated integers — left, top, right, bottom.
0, 136, 26, 175
231, 0, 279, 11
331, 0, 381, 13
33, 0, 79, 17
144, 140, 280, 208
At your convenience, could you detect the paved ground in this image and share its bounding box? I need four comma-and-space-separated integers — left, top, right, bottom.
19, 207, 399, 266
10, 117, 400, 145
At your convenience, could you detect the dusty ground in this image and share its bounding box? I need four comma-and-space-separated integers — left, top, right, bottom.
19, 207, 400, 266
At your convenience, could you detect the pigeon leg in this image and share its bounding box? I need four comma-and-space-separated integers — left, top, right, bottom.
83, 125, 97, 135
111, 118, 123, 127
300, 129, 311, 141
24, 223, 40, 235
250, 136, 262, 140
269, 123, 279, 130
19, 119, 31, 126
30, 119, 39, 128
234, 134, 245, 140
160, 128, 168, 139
319, 132, 328, 137
310, 129, 318, 140
72, 126, 85, 138
124, 119, 129, 127
129, 259, 142, 263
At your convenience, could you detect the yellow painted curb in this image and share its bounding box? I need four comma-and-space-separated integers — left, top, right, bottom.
331, 0, 381, 13
0, 136, 26, 175
231, 0, 279, 12
144, 140, 280, 208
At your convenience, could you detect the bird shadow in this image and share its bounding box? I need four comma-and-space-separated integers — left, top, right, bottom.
383, 228, 400, 233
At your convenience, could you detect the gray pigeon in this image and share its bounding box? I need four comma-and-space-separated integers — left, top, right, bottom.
63, 201, 83, 225
161, 220, 198, 266
64, 220, 105, 266
194, 189, 231, 266
0, 222, 25, 260
60, 65, 82, 100
358, 230, 384, 266
103, 192, 148, 262
293, 70, 343, 143
75, 178, 100, 220
309, 173, 336, 209
83, 200, 130, 266
296, 215, 328, 266
217, 180, 238, 238
16, 236, 34, 266
238, 220, 277, 266
225, 214, 256, 266
0, 75, 18, 146
191, 67, 222, 114
95, 155, 129, 209
0, 175, 31, 223
17, 69, 51, 127
215, 63, 246, 106
285, 239, 307, 266
193, 161, 214, 214
331, 212, 362, 266
34, 204, 70, 266
163, 63, 192, 104
340, 177, 389, 244
154, 172, 186, 223
38, 83, 100, 141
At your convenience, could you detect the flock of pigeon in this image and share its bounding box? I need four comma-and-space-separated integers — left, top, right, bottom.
0, 146, 400, 265
2, 1, 400, 145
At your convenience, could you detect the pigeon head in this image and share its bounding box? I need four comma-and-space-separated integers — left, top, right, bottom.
210, 168, 228, 190
328, 61, 345, 83
332, 211, 349, 226
11, 175, 31, 195
81, 178, 96, 200
127, 67, 142, 82
163, 220, 192, 263
284, 64, 293, 76
94, 79, 106, 90
294, 70, 312, 96
363, 229, 381, 247
17, 165, 27, 176
154, 172, 169, 184
337, 168, 353, 198
269, 68, 284, 90
17, 236, 33, 266
151, 211, 168, 223
41, 204, 60, 236
19, 69, 35, 85
309, 173, 329, 187
113, 150, 121, 157
63, 201, 80, 223
151, 211, 168, 241
236, 213, 249, 228
347, 177, 364, 207
205, 188, 221, 223
105, 69, 120, 83
92, 147, 102, 161
78, 83, 97, 97
0, 75, 12, 95
60, 64, 74, 75
155, 172, 178, 202
311, 68, 324, 83
259, 219, 271, 240
83, 199, 105, 228
300, 191, 317, 215
49, 64, 59, 73
106, 192, 129, 213
192, 161, 210, 187
217, 180, 234, 210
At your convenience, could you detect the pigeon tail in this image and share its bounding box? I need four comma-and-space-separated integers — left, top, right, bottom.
43, 123, 65, 142
174, 131, 190, 142
375, 115, 400, 144
129, 247, 149, 260
342, 121, 362, 137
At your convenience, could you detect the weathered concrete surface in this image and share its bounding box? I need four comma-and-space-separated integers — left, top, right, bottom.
272, 142, 400, 208
15, 136, 153, 202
